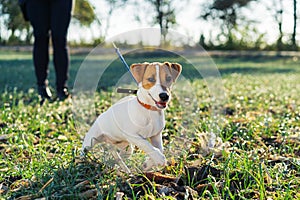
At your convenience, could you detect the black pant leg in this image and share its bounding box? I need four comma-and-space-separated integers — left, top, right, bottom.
26, 0, 51, 87
50, 0, 73, 91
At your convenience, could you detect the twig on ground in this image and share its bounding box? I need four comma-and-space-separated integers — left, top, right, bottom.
38, 177, 54, 193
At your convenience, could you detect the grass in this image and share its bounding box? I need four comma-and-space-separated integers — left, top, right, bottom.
0, 49, 300, 199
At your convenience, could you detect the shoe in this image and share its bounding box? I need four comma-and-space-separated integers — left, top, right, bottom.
38, 85, 52, 100
57, 87, 70, 101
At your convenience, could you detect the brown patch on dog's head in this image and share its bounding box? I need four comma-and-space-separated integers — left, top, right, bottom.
130, 62, 148, 83
130, 62, 182, 90
160, 63, 173, 89
142, 64, 157, 89
164, 62, 182, 83
131, 62, 182, 110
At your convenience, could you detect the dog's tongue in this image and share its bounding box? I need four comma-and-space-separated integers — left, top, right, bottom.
156, 102, 167, 108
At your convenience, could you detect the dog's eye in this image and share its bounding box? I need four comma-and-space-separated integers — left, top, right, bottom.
148, 77, 156, 82
166, 76, 172, 82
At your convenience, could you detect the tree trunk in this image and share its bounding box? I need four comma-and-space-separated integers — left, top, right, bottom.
155, 0, 165, 44
292, 0, 297, 49
276, 0, 284, 50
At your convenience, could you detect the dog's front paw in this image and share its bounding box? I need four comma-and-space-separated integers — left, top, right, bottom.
142, 149, 166, 171
142, 158, 154, 171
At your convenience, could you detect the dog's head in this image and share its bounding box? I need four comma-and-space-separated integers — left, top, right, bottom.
130, 62, 182, 110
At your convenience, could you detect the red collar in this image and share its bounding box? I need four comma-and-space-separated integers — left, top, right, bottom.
137, 98, 160, 111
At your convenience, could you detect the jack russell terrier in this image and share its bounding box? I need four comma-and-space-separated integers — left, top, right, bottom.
81, 62, 182, 170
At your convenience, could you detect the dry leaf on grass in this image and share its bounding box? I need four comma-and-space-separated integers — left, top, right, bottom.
79, 189, 98, 199
144, 172, 179, 184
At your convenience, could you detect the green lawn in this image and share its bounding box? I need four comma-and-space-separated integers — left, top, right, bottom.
0, 49, 300, 199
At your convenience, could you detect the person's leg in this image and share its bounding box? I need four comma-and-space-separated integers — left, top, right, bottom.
26, 0, 52, 98
50, 0, 72, 99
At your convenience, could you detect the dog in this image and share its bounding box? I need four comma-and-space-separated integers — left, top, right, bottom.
81, 62, 182, 170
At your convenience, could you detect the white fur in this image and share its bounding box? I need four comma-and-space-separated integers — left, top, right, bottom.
82, 62, 181, 172
82, 95, 166, 170
81, 62, 181, 171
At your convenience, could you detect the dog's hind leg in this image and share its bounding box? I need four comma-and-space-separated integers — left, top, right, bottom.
81, 120, 105, 153
111, 150, 131, 173
114, 141, 133, 159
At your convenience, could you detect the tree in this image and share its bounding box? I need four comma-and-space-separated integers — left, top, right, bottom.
134, 0, 179, 44
0, 0, 31, 44
292, 0, 297, 49
151, 0, 176, 42
102, 0, 129, 36
73, 0, 97, 27
200, 0, 255, 47
0, 0, 97, 44
271, 0, 284, 50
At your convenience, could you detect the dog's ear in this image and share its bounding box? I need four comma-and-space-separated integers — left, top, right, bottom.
164, 62, 182, 82
130, 63, 148, 83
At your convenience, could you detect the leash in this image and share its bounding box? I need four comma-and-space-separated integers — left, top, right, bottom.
112, 42, 138, 94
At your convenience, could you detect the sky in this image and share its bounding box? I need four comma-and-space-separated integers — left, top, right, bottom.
5, 0, 292, 46
0, 0, 296, 45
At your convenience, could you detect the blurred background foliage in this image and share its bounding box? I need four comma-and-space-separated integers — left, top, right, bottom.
0, 0, 298, 50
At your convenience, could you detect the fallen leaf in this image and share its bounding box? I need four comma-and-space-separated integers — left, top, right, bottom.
116, 192, 124, 200
145, 172, 179, 184
10, 179, 31, 192
0, 167, 9, 172
15, 194, 36, 200
0, 183, 8, 195
57, 135, 68, 141
74, 180, 90, 190
79, 189, 97, 198
0, 134, 10, 142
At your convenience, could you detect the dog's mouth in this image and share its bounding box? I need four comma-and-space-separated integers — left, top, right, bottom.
156, 101, 167, 109
148, 93, 168, 109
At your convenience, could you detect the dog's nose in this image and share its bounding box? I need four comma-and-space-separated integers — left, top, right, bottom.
159, 93, 169, 102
